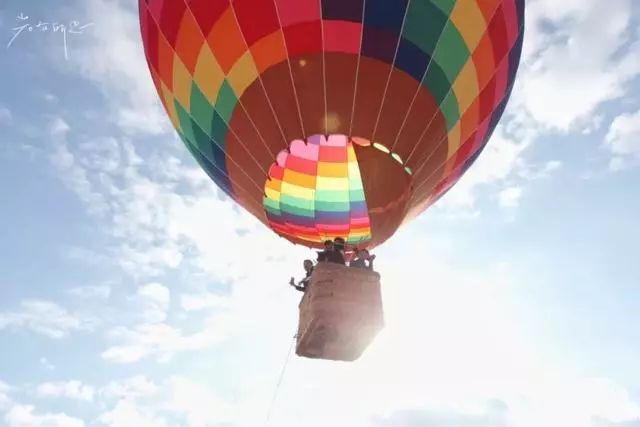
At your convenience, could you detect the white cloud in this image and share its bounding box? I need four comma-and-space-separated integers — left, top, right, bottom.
76, 137, 122, 174
595, 422, 640, 427
468, 130, 531, 184
498, 186, 523, 209
241, 229, 640, 427
98, 400, 166, 427
605, 110, 640, 170
538, 160, 563, 177
609, 157, 628, 172
101, 376, 159, 400
101, 314, 232, 364
137, 283, 171, 323
60, 137, 313, 366
513, 0, 640, 131
0, 106, 12, 124
372, 378, 640, 427
427, 0, 637, 212
164, 195, 280, 283
373, 406, 508, 427
180, 293, 230, 312
4, 404, 84, 427
39, 358, 55, 371
516, 160, 563, 181
0, 380, 86, 426
164, 377, 235, 427
71, 0, 169, 135
506, 377, 640, 427
51, 139, 109, 217
46, 129, 307, 367
432, 129, 562, 214
54, 136, 187, 279
66, 285, 112, 300
97, 376, 236, 427
49, 117, 71, 138
36, 381, 95, 402
138, 284, 171, 307
48, 127, 300, 283
118, 243, 184, 279
43, 93, 59, 104
100, 343, 148, 365
63, 247, 111, 267
46, 134, 274, 363
0, 380, 11, 410
0, 300, 95, 339
435, 127, 530, 211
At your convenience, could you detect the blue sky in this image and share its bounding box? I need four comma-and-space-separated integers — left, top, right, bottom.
1, 0, 640, 426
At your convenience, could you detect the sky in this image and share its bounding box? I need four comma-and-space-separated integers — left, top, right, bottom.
0, 0, 640, 426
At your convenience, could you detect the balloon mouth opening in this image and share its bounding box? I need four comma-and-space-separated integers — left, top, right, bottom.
262, 134, 412, 249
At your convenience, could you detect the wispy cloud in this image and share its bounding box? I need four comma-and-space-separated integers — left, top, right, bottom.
163, 377, 235, 427
180, 293, 230, 312
435, 126, 530, 212
36, 381, 95, 402
50, 132, 109, 217
97, 376, 235, 427
63, 247, 112, 267
0, 106, 12, 124
498, 186, 523, 209
71, 0, 169, 136
4, 404, 84, 427
101, 376, 159, 400
46, 113, 301, 283
43, 93, 59, 104
49, 117, 71, 138
372, 376, 640, 427
517, 160, 563, 181
42, 108, 305, 367
606, 110, 640, 170
39, 358, 55, 371
0, 381, 10, 410
514, 0, 640, 132
137, 283, 170, 324
373, 406, 508, 427
0, 300, 95, 339
98, 399, 167, 427
100, 315, 232, 364
66, 285, 112, 300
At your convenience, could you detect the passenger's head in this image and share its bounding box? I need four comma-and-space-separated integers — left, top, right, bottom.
357, 248, 369, 259
303, 259, 313, 271
323, 240, 334, 250
333, 237, 345, 251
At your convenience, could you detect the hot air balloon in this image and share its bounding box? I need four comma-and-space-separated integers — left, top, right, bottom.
139, 0, 524, 361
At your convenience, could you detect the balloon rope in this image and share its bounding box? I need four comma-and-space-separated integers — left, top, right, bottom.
264, 333, 297, 427
370, 1, 413, 143
272, 0, 306, 140
347, 0, 368, 137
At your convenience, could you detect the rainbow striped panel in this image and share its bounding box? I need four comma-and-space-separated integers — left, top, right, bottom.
264, 135, 371, 245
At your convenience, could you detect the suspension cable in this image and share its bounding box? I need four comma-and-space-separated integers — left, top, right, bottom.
264, 333, 297, 427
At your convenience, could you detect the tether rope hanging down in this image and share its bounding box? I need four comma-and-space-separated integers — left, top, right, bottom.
264, 333, 297, 427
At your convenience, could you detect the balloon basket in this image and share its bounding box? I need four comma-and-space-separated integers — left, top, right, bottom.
295, 263, 384, 362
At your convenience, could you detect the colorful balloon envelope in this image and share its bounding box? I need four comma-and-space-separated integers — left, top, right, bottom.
139, 0, 524, 250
